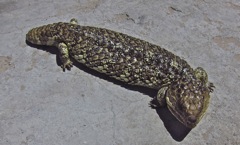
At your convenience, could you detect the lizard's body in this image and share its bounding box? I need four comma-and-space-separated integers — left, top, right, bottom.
26, 19, 214, 128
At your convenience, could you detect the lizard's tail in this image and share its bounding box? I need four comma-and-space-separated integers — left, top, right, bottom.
26, 24, 58, 46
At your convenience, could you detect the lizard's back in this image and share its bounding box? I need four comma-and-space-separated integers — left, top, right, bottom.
27, 22, 194, 89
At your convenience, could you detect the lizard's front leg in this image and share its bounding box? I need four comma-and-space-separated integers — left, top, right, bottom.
58, 42, 73, 71
149, 86, 168, 108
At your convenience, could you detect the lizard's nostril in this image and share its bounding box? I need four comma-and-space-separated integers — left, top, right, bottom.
188, 115, 197, 123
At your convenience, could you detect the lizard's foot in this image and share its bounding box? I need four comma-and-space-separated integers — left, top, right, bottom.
208, 82, 215, 92
70, 18, 78, 25
58, 42, 73, 71
149, 98, 161, 109
61, 60, 73, 71
149, 86, 168, 108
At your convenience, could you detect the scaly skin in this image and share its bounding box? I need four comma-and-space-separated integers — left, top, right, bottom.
26, 19, 214, 128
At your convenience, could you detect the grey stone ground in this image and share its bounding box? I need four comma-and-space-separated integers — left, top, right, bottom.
0, 0, 239, 145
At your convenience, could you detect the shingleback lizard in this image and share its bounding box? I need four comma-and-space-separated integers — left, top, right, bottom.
26, 18, 214, 128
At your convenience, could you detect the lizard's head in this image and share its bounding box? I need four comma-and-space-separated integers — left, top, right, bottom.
166, 67, 214, 128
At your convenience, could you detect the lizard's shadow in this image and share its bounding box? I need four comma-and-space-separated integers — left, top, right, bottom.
26, 41, 191, 141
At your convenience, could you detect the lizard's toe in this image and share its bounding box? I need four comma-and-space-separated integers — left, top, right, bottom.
61, 61, 73, 71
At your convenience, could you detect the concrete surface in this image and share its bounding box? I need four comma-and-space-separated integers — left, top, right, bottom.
0, 0, 239, 145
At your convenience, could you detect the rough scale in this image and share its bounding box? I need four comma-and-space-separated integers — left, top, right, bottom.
26, 18, 214, 128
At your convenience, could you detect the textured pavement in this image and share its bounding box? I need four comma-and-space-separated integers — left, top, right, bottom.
0, 0, 239, 145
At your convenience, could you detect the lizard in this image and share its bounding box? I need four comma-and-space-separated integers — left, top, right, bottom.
26, 18, 214, 128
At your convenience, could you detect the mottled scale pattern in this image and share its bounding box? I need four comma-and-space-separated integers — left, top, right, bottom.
26, 19, 214, 128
